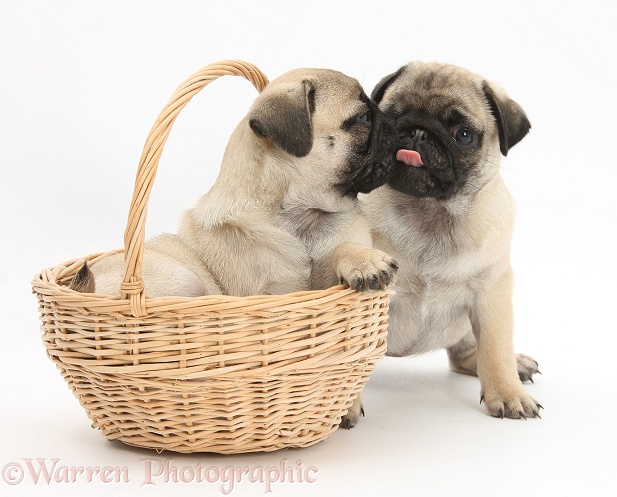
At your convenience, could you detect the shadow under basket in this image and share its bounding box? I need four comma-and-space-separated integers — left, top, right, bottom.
31, 60, 391, 454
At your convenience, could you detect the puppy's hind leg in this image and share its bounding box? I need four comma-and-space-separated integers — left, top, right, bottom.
447, 330, 540, 383
340, 393, 364, 429
514, 353, 541, 383
447, 330, 480, 377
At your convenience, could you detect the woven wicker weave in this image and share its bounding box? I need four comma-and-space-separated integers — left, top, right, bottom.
32, 60, 391, 453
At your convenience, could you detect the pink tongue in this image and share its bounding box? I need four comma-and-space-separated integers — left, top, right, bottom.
396, 149, 424, 167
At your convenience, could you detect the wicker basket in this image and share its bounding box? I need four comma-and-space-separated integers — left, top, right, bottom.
31, 60, 391, 454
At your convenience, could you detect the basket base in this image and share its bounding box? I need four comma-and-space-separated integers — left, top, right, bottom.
67, 367, 369, 454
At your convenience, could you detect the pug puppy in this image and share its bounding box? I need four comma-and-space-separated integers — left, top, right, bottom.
72, 67, 397, 305
355, 61, 541, 421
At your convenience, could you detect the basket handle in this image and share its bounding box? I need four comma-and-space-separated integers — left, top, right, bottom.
120, 60, 269, 317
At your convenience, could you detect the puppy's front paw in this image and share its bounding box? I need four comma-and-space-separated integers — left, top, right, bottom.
340, 396, 364, 429
481, 385, 543, 420
336, 246, 398, 293
516, 353, 541, 383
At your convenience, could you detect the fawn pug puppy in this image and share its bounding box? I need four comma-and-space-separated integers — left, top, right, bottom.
72, 68, 400, 431
354, 61, 541, 422
72, 68, 398, 301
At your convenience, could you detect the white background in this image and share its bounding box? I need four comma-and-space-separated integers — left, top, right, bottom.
1, 1, 616, 495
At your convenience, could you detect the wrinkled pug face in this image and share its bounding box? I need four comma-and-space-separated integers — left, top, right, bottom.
371, 62, 530, 199
249, 68, 396, 199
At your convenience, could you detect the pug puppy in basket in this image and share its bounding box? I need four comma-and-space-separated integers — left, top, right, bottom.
351, 61, 541, 423
72, 67, 398, 303
69, 68, 399, 438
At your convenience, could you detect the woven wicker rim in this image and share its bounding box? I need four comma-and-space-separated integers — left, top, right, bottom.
119, 60, 269, 317
37, 251, 380, 316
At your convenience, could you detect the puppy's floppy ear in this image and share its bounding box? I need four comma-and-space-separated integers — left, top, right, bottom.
249, 79, 316, 157
482, 81, 531, 156
371, 66, 405, 104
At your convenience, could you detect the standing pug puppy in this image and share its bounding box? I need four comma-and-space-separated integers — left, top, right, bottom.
73, 68, 397, 304
357, 61, 541, 420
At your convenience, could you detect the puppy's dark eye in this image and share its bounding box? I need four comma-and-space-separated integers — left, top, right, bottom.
358, 110, 371, 125
452, 127, 473, 145
342, 109, 372, 131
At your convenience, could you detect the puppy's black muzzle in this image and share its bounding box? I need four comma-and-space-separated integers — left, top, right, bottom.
389, 113, 463, 199
344, 103, 397, 195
